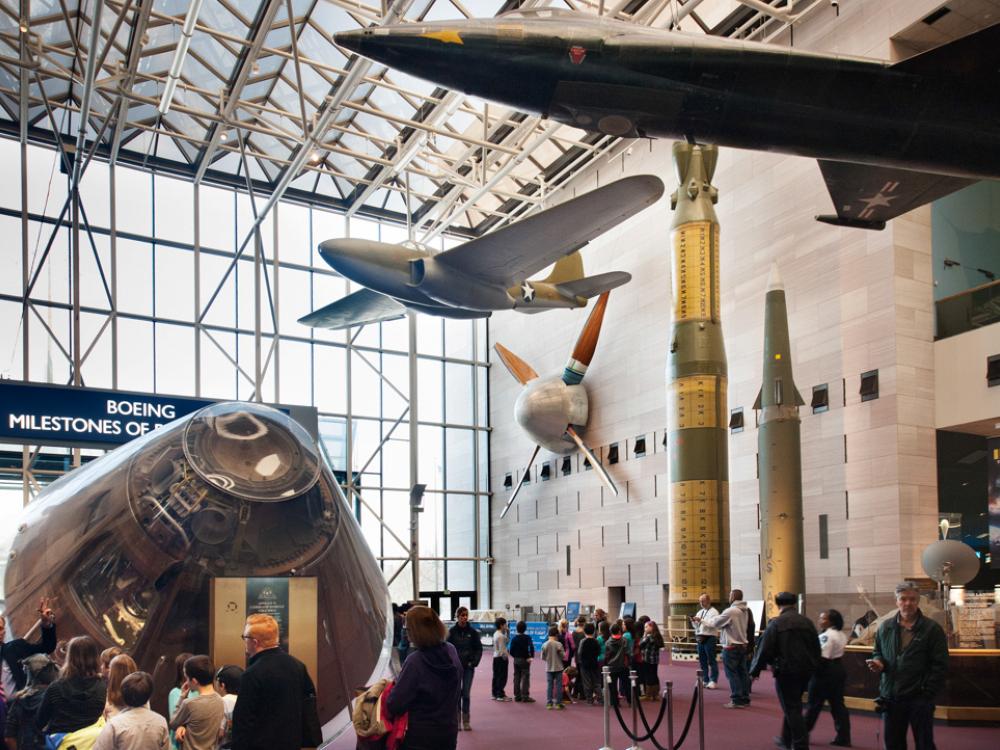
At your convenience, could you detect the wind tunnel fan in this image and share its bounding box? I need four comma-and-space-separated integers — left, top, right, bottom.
494, 291, 619, 520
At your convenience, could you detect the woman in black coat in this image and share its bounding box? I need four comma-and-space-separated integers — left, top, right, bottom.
386, 606, 463, 750
36, 635, 107, 734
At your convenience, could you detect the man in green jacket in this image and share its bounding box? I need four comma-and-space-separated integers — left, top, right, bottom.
866, 581, 948, 750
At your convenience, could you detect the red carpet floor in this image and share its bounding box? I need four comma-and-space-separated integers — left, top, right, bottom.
329, 658, 999, 749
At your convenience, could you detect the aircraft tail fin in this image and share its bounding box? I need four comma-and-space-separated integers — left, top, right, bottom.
555, 271, 631, 299
542, 251, 585, 284
815, 159, 973, 230
891, 20, 1000, 76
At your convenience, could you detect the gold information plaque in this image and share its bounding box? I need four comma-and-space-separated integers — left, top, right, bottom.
210, 576, 318, 686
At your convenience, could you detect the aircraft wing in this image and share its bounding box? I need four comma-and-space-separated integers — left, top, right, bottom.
298, 288, 406, 330
815, 160, 974, 230
435, 174, 663, 287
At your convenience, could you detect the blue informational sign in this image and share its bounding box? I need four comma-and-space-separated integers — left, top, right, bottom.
524, 621, 550, 651
566, 601, 581, 621
0, 380, 319, 448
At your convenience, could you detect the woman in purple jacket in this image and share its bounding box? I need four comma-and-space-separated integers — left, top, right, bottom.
386, 606, 462, 750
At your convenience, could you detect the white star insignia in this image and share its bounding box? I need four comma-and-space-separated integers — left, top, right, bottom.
860, 191, 896, 211
521, 282, 535, 302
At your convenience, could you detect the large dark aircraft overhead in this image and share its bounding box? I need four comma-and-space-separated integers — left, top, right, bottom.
335, 10, 1000, 230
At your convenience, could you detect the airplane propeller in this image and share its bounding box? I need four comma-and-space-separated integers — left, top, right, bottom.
562, 291, 609, 385
494, 343, 539, 386
495, 292, 619, 521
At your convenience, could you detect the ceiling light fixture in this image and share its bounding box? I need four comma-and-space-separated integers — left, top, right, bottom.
158, 0, 205, 115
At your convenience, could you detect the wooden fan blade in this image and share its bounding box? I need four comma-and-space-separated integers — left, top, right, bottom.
494, 342, 539, 386
563, 292, 609, 385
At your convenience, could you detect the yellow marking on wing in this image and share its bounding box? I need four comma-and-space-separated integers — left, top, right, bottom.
420, 29, 464, 45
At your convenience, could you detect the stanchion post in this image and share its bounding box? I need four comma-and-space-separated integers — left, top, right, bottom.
696, 669, 705, 750
626, 669, 641, 750
598, 666, 612, 750
665, 680, 674, 750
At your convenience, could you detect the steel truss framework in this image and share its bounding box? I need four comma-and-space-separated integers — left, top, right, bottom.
0, 0, 816, 604
1, 130, 492, 604
0, 1, 815, 235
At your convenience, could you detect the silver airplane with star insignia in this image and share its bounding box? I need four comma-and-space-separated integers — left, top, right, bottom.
300, 175, 663, 330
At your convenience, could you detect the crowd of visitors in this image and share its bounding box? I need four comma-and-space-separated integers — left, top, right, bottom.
3, 584, 948, 750
1, 607, 319, 750
384, 582, 946, 750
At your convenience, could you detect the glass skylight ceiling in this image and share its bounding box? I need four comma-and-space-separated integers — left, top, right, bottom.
0, 0, 808, 236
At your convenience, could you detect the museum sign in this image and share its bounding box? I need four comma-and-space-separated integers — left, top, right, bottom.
0, 380, 318, 448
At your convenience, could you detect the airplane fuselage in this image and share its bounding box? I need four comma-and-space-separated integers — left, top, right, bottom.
339, 14, 1000, 180
318, 238, 589, 317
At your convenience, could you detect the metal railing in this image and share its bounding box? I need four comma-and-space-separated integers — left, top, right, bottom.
598, 666, 706, 750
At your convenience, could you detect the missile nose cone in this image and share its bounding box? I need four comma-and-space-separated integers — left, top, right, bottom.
767, 262, 784, 293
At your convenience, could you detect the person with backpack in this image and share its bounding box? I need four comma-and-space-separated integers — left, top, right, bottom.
603, 623, 629, 708
0, 599, 57, 693
749, 592, 821, 750
385, 606, 462, 750
4, 654, 58, 750
36, 636, 107, 736
446, 608, 482, 732
575, 624, 601, 705
541, 628, 565, 710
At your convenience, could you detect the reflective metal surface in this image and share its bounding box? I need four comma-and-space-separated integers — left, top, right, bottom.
4, 402, 391, 741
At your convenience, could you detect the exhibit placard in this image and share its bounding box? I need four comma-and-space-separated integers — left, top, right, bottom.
0, 380, 319, 448
246, 577, 291, 651
210, 577, 318, 685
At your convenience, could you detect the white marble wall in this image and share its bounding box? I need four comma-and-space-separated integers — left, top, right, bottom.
488, 0, 944, 620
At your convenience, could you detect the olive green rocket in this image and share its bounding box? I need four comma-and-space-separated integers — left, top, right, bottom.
754, 264, 806, 621
666, 142, 730, 625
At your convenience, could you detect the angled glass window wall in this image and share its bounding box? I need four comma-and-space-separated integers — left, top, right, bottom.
0, 140, 491, 607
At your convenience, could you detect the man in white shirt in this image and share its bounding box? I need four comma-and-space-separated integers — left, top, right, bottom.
690, 593, 720, 689
491, 617, 512, 701
695, 588, 751, 708
804, 609, 851, 747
